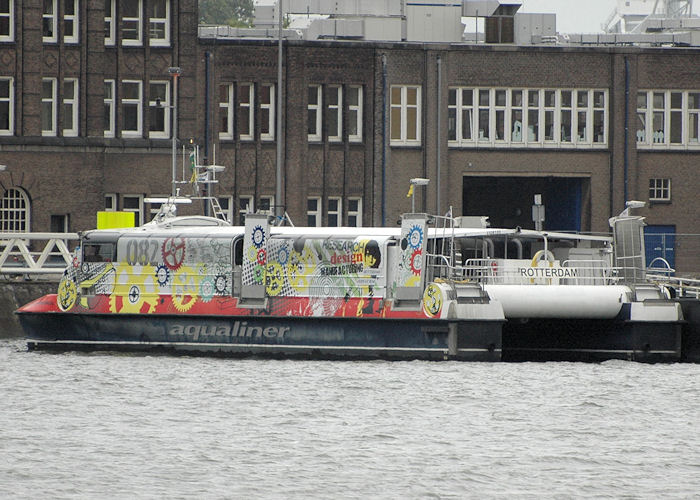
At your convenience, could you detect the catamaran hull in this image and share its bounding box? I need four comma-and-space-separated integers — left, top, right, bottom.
18, 312, 504, 361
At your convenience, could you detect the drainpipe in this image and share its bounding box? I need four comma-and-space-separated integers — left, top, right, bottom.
276, 0, 284, 221
204, 52, 211, 162
436, 55, 442, 216
381, 54, 387, 226
624, 56, 630, 206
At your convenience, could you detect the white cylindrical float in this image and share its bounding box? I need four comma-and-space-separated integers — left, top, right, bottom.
483, 285, 631, 319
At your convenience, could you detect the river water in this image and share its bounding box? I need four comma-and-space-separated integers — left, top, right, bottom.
1, 338, 699, 499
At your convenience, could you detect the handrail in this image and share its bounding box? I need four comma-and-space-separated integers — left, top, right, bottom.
0, 232, 79, 277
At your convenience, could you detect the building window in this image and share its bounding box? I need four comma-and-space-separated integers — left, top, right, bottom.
637, 90, 700, 148
105, 193, 117, 211
348, 85, 362, 142
219, 83, 234, 140
50, 214, 69, 233
260, 83, 275, 141
121, 80, 142, 137
41, 77, 57, 137
43, 0, 57, 43
0, 77, 14, 135
347, 197, 362, 227
148, 81, 169, 138
390, 85, 421, 145
238, 83, 253, 141
62, 78, 78, 137
148, 0, 169, 46
259, 195, 274, 215
104, 0, 115, 45
1, 187, 30, 232
327, 85, 342, 142
649, 178, 671, 202
64, 0, 79, 43
327, 197, 342, 227
308, 85, 322, 141
217, 196, 234, 223
122, 194, 143, 226
104, 79, 115, 137
238, 195, 253, 224
307, 197, 321, 227
122, 0, 143, 46
449, 87, 608, 148
0, 0, 15, 42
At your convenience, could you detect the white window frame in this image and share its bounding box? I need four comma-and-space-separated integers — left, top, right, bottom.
307, 197, 321, 227
649, 178, 671, 202
64, 0, 79, 44
105, 193, 117, 211
260, 83, 275, 141
327, 85, 342, 142
259, 195, 274, 215
62, 77, 79, 137
347, 197, 362, 227
121, 80, 143, 137
238, 195, 254, 224
327, 196, 342, 227
104, 79, 115, 137
637, 90, 700, 149
148, 80, 170, 139
0, 76, 14, 136
238, 83, 253, 141
148, 0, 170, 47
41, 77, 57, 137
217, 196, 234, 224
307, 84, 321, 142
0, 0, 14, 42
147, 194, 167, 221
122, 194, 144, 226
219, 83, 234, 140
1, 187, 31, 232
348, 85, 362, 143
448, 87, 608, 149
43, 0, 58, 43
122, 0, 143, 47
104, 0, 116, 45
390, 85, 421, 146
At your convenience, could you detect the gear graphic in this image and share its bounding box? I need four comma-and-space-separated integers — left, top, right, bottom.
252, 225, 266, 248
155, 264, 170, 287
287, 247, 314, 291
171, 265, 199, 312
277, 246, 290, 266
257, 248, 267, 265
407, 225, 424, 249
410, 249, 423, 275
199, 276, 215, 303
247, 245, 258, 263
265, 262, 285, 296
253, 264, 265, 285
214, 274, 228, 294
162, 237, 186, 270
57, 278, 78, 311
109, 264, 158, 314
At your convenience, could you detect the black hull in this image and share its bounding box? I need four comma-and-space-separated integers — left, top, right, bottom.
502, 318, 683, 363
19, 312, 503, 362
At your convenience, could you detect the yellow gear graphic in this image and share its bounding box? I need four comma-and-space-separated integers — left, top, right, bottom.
109, 264, 158, 314
57, 278, 78, 312
171, 265, 199, 312
265, 261, 285, 296
287, 247, 315, 291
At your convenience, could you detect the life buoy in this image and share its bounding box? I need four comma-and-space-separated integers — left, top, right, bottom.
529, 249, 555, 284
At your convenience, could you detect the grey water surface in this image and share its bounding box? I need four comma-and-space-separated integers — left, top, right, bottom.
1, 339, 699, 499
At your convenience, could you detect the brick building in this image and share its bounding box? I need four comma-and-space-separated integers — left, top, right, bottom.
0, 1, 699, 272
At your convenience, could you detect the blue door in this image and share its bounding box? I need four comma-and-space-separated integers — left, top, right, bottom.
644, 225, 676, 271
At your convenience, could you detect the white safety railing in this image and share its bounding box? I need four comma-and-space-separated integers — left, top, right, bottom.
0, 233, 79, 277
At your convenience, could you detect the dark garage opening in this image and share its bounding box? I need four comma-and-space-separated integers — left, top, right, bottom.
462, 176, 584, 231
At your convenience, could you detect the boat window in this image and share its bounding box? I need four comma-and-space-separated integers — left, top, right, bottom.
233, 237, 243, 266
83, 243, 115, 262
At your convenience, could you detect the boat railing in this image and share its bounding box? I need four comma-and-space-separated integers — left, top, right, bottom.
646, 273, 700, 299
1, 232, 78, 278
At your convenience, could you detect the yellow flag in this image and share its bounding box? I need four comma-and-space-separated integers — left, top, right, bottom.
406, 184, 414, 198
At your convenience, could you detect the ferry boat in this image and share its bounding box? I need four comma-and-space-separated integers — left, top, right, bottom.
16, 202, 684, 362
